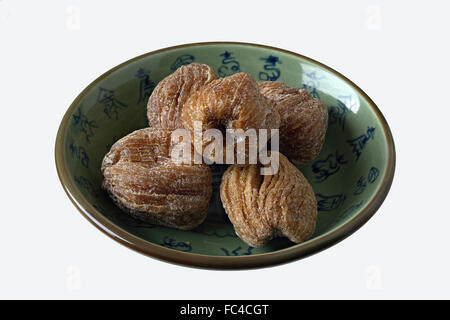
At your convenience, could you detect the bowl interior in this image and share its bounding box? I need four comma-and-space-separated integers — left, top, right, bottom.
61, 43, 390, 256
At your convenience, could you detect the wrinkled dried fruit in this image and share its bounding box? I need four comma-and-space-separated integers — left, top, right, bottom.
182, 72, 280, 162
147, 63, 217, 129
259, 81, 328, 167
101, 128, 212, 230
220, 152, 317, 247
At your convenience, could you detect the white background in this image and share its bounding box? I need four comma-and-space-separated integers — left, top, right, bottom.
1, 0, 449, 299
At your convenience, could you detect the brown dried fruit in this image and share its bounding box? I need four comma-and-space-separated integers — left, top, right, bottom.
101, 128, 212, 230
259, 81, 328, 167
147, 63, 217, 129
220, 152, 317, 247
182, 73, 280, 162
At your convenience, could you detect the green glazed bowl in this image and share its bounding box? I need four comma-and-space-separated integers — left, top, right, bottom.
55, 42, 395, 269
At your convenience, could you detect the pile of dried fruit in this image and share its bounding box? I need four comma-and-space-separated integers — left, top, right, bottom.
101, 63, 328, 247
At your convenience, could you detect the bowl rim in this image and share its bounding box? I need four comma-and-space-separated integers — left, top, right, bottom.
55, 41, 396, 270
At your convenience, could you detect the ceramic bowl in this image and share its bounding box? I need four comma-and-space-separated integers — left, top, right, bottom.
55, 42, 395, 269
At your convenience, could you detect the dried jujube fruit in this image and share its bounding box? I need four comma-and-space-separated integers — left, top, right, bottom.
258, 81, 328, 167
182, 72, 280, 163
101, 128, 212, 230
220, 152, 317, 247
147, 63, 217, 129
